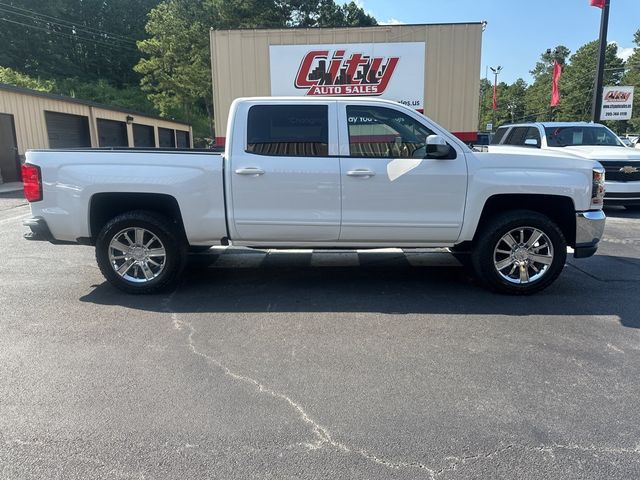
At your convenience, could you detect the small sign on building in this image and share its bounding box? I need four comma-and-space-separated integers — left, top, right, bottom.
600, 86, 634, 121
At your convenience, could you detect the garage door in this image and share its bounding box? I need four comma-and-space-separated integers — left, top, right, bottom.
133, 124, 155, 147
176, 130, 190, 148
97, 119, 128, 147
0, 113, 20, 182
45, 111, 91, 148
158, 128, 175, 148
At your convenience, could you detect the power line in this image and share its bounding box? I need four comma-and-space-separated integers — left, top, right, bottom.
0, 6, 136, 46
0, 1, 139, 43
0, 16, 139, 52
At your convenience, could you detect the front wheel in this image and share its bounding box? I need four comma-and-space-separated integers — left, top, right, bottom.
471, 210, 567, 295
95, 211, 187, 294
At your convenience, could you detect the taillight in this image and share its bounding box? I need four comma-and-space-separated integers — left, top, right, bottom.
591, 167, 605, 208
22, 164, 42, 202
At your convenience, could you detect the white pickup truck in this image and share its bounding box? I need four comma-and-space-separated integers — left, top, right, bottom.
489, 122, 640, 209
22, 97, 606, 295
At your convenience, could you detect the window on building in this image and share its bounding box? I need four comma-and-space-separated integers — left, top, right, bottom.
158, 127, 176, 148
133, 124, 155, 147
97, 119, 128, 147
176, 130, 190, 148
246, 105, 328, 156
45, 111, 91, 148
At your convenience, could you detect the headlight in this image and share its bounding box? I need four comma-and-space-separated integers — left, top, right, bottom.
591, 167, 605, 208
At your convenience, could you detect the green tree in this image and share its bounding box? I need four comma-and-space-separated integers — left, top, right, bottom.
556, 40, 624, 122
523, 46, 570, 123
0, 0, 160, 86
136, 0, 376, 143
622, 30, 640, 132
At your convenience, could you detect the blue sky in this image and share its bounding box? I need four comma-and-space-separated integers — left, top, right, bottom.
342, 0, 638, 84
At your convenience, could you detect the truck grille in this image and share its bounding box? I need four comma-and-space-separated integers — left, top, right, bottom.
602, 162, 640, 182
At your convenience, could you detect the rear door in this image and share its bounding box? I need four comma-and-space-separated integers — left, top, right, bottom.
229, 102, 341, 243
338, 103, 467, 244
0, 113, 20, 182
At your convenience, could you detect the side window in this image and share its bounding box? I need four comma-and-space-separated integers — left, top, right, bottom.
504, 126, 529, 146
523, 127, 541, 147
491, 127, 509, 145
346, 105, 454, 159
247, 105, 328, 156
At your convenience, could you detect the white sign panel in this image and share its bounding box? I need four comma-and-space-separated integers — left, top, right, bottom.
600, 86, 634, 121
269, 42, 425, 109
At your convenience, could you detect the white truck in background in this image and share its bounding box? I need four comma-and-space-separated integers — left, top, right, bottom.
489, 122, 640, 209
22, 97, 605, 295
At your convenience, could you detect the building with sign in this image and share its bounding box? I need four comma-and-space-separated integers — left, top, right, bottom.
210, 22, 483, 146
0, 83, 192, 184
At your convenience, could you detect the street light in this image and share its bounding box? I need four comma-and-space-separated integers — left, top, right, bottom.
489, 66, 503, 132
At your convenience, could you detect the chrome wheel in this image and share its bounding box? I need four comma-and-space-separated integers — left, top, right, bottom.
493, 227, 554, 285
108, 227, 166, 283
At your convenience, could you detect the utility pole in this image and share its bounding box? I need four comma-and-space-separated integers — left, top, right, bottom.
591, 0, 610, 123
490, 66, 502, 132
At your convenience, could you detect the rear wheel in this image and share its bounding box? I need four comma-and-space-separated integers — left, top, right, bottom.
96, 211, 187, 294
471, 210, 567, 295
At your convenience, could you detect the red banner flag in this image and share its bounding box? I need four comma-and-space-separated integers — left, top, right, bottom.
492, 81, 497, 110
590, 0, 605, 8
551, 60, 562, 107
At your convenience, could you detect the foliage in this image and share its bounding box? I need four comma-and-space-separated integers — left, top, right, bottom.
480, 38, 636, 134
622, 30, 640, 132
135, 0, 377, 141
0, 66, 55, 91
0, 0, 161, 87
0, 67, 155, 115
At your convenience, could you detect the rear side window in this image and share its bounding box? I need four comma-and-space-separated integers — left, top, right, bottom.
247, 105, 328, 156
504, 126, 541, 147
491, 127, 509, 145
504, 127, 529, 146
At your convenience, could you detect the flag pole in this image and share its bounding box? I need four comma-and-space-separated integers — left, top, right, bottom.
591, 0, 610, 123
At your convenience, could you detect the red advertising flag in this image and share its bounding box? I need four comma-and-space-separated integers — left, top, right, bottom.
492, 81, 497, 110
590, 0, 605, 8
550, 60, 562, 107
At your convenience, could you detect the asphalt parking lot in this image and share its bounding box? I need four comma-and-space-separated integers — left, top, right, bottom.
1, 191, 640, 480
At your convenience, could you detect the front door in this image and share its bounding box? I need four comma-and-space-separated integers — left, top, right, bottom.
338, 103, 467, 244
229, 102, 341, 243
0, 113, 20, 182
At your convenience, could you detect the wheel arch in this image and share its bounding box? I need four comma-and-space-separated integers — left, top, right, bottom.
88, 192, 186, 244
471, 194, 576, 247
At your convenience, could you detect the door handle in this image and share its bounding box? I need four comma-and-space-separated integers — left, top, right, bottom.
235, 167, 265, 176
347, 169, 375, 177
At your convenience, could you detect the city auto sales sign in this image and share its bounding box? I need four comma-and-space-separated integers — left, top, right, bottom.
270, 42, 425, 109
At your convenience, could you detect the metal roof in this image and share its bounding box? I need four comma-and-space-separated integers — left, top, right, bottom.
0, 83, 190, 126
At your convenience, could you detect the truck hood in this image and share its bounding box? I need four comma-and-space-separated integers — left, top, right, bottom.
547, 145, 640, 161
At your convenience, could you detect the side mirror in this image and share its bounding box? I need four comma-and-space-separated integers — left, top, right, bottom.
524, 138, 539, 147
426, 134, 452, 158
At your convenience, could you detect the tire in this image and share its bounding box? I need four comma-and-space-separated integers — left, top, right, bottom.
470, 210, 567, 295
95, 210, 187, 294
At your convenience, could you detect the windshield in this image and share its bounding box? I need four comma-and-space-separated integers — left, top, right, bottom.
545, 126, 623, 147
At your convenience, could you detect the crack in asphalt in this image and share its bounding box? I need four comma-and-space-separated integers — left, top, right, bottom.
161, 291, 640, 478
161, 291, 438, 478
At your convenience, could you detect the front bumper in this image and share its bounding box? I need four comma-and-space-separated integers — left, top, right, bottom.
574, 210, 606, 258
604, 180, 640, 205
